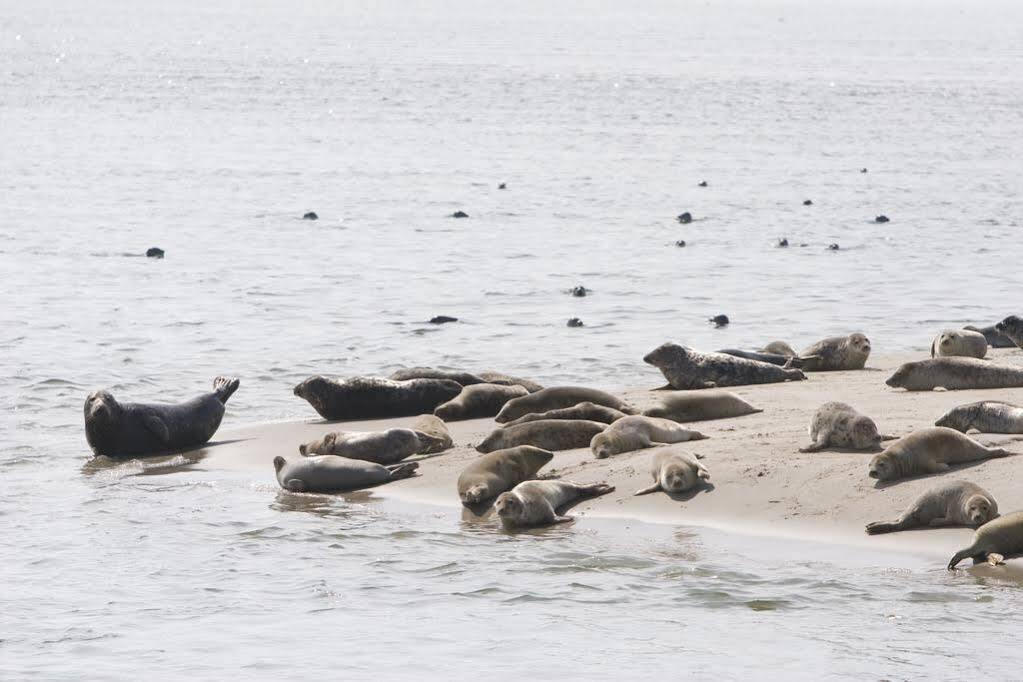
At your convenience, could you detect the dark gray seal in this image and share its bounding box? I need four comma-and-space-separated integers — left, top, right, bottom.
935, 401, 1023, 434
274, 455, 417, 493
948, 511, 1023, 569
964, 324, 1015, 348
717, 348, 803, 368
643, 343, 805, 390
867, 427, 1013, 482
84, 376, 239, 458
293, 376, 461, 420
995, 315, 1023, 349
886, 357, 1023, 391
477, 419, 607, 453
866, 480, 997, 535
145, 247, 164, 258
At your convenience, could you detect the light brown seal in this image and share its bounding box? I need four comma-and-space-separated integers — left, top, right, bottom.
433, 383, 529, 421
411, 414, 453, 453
642, 390, 762, 422
799, 402, 895, 452
865, 480, 997, 534
935, 401, 1023, 434
886, 357, 1023, 391
477, 419, 607, 453
494, 386, 635, 424
590, 415, 707, 459
457, 445, 553, 506
948, 511, 1023, 569
643, 343, 805, 390
634, 448, 710, 496
799, 333, 871, 371
298, 428, 447, 464
273, 455, 418, 493
930, 329, 987, 359
867, 427, 1013, 482
502, 402, 628, 428
493, 480, 615, 527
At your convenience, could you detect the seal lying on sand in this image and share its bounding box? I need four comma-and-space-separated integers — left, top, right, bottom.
931, 329, 987, 359
389, 367, 487, 385
759, 341, 797, 357
643, 343, 806, 389
84, 376, 240, 458
867, 427, 1013, 482
293, 376, 461, 420
886, 357, 1023, 391
502, 402, 628, 427
274, 455, 417, 493
477, 419, 607, 453
865, 480, 997, 535
948, 511, 1023, 569
642, 390, 761, 422
634, 448, 710, 496
298, 428, 448, 464
411, 414, 453, 453
434, 383, 529, 421
495, 386, 635, 424
716, 348, 804, 368
494, 480, 615, 527
799, 333, 871, 371
590, 416, 707, 459
995, 316, 1023, 349
964, 324, 1015, 348
936, 401, 1023, 434
799, 402, 894, 452
476, 371, 544, 393
457, 446, 553, 506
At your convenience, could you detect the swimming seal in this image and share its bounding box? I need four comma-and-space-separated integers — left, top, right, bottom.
948, 511, 1023, 569
709, 314, 729, 327
867, 427, 1013, 482
642, 390, 761, 422
429, 315, 458, 324
298, 428, 447, 464
302, 212, 318, 220
494, 480, 615, 527
963, 324, 1015, 348
799, 402, 895, 452
145, 247, 164, 258
875, 215, 889, 223
502, 402, 628, 428
293, 376, 462, 420
495, 387, 635, 424
930, 329, 987, 359
475, 371, 545, 393
866, 480, 997, 535
643, 343, 806, 390
451, 211, 469, 218
273, 455, 417, 493
84, 376, 239, 458
457, 445, 553, 506
434, 383, 529, 421
477, 419, 607, 453
567, 318, 584, 328
677, 212, 693, 224
799, 333, 870, 371
571, 286, 588, 297
634, 448, 710, 496
995, 316, 1023, 349
935, 401, 1023, 434
590, 416, 707, 459
886, 357, 1023, 391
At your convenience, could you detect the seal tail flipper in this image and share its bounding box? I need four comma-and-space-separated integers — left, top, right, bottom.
553, 515, 575, 523
581, 483, 615, 499
989, 448, 1015, 459
879, 434, 898, 442
948, 546, 977, 570
865, 520, 901, 535
213, 376, 241, 404
385, 462, 419, 481
634, 483, 661, 496
798, 441, 825, 453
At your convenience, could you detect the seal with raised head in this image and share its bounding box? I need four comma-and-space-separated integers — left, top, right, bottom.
493, 480, 615, 527
964, 324, 1015, 348
799, 402, 895, 452
274, 455, 417, 493
293, 376, 461, 420
389, 367, 487, 386
642, 390, 762, 422
759, 341, 797, 357
799, 333, 870, 371
410, 414, 453, 453
867, 427, 1013, 482
886, 357, 1023, 391
502, 401, 628, 428
634, 448, 710, 496
948, 511, 1023, 569
476, 419, 607, 453
865, 480, 997, 535
995, 315, 1023, 349
936, 401, 1023, 434
84, 376, 240, 458
434, 383, 529, 421
716, 348, 804, 368
643, 343, 806, 390
590, 416, 707, 459
298, 428, 448, 464
457, 445, 554, 507
495, 386, 635, 424
931, 329, 987, 359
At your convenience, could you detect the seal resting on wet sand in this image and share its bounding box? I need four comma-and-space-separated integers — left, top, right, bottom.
457, 445, 554, 507
274, 455, 417, 493
495, 386, 635, 424
936, 401, 1023, 434
867, 427, 1013, 482
865, 480, 997, 535
642, 390, 761, 422
434, 383, 529, 421
293, 376, 461, 420
502, 402, 628, 427
886, 357, 1023, 391
298, 428, 449, 464
931, 329, 987, 359
494, 480, 615, 527
799, 333, 870, 371
948, 511, 1023, 569
799, 402, 895, 452
964, 324, 1015, 348
590, 415, 707, 459
84, 376, 239, 458
634, 448, 710, 496
477, 419, 607, 453
643, 343, 806, 390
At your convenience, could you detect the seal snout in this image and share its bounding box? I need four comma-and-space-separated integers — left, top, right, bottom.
868, 469, 879, 479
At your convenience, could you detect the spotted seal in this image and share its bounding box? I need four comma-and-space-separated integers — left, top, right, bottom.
633, 448, 710, 496
716, 348, 804, 368
298, 428, 448, 464
643, 343, 806, 390
930, 329, 987, 359
642, 390, 762, 422
799, 333, 870, 371
867, 427, 1013, 482
293, 376, 461, 420
590, 416, 707, 459
434, 383, 529, 421
477, 419, 607, 453
273, 455, 417, 493
886, 357, 1023, 391
865, 480, 997, 535
457, 445, 553, 506
495, 386, 635, 424
494, 480, 615, 527
948, 511, 1023, 569
935, 401, 1023, 434
964, 324, 1015, 348
799, 402, 895, 452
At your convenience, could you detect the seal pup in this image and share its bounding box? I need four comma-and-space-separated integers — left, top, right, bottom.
457, 445, 553, 506
886, 357, 1023, 391
411, 414, 453, 453
759, 341, 797, 357
643, 343, 806, 390
799, 333, 870, 371
948, 511, 1023, 569
590, 416, 707, 459
634, 448, 710, 496
502, 401, 628, 428
84, 376, 240, 458
865, 480, 997, 535
936, 401, 1023, 434
716, 348, 803, 368
995, 315, 1023, 349
931, 329, 987, 359
274, 455, 417, 493
293, 376, 461, 420
867, 427, 1013, 482
477, 419, 607, 453
799, 402, 895, 452
494, 480, 615, 527
964, 324, 1015, 348
298, 428, 448, 464
495, 386, 635, 424
434, 383, 529, 421
389, 367, 487, 386
642, 390, 761, 422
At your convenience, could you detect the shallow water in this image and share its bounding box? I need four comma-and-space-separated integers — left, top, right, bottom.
3, 0, 1023, 677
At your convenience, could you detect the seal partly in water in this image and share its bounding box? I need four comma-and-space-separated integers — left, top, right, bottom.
457, 445, 553, 507
274, 455, 417, 493
947, 511, 1023, 569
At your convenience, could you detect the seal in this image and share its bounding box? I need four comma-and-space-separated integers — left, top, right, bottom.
642, 390, 761, 422
502, 401, 628, 428
964, 324, 1015, 348
677, 212, 693, 224
434, 383, 529, 421
633, 448, 710, 496
886, 357, 1023, 391
930, 329, 987, 359
936, 401, 1023, 434
298, 427, 448, 464
590, 416, 707, 459
865, 480, 997, 535
799, 333, 870, 371
571, 285, 588, 297
759, 341, 797, 357
145, 247, 164, 258
457, 445, 553, 506
567, 318, 584, 328
493, 480, 615, 527
709, 314, 729, 327
495, 386, 635, 424
274, 455, 417, 493
875, 215, 889, 223
411, 414, 453, 453
429, 315, 458, 324
643, 343, 806, 390
867, 427, 1013, 482
477, 419, 607, 453
995, 315, 1023, 349
948, 511, 1023, 569
716, 348, 803, 368
84, 376, 239, 458
389, 367, 487, 386
799, 402, 895, 452
302, 211, 318, 220
293, 376, 462, 420
451, 210, 469, 218
476, 371, 544, 393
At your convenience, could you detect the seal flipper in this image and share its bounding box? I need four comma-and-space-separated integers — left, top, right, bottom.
988, 553, 1005, 566
552, 515, 575, 523
385, 462, 419, 481
634, 482, 662, 496
143, 414, 171, 443
799, 440, 826, 453
865, 520, 903, 535
948, 546, 980, 570
879, 434, 898, 442
213, 376, 240, 404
